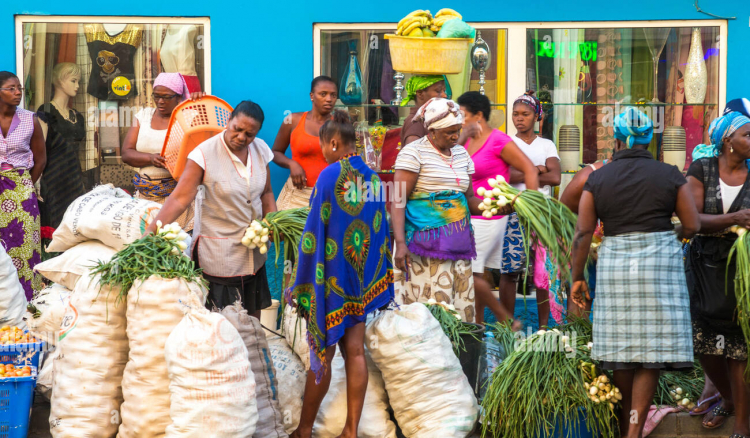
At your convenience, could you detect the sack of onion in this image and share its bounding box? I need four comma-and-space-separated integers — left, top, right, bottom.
221, 303, 288, 438
90, 222, 207, 438
0, 243, 26, 328
50, 274, 127, 438
282, 304, 311, 370
268, 336, 307, 434
366, 303, 478, 437
477, 175, 577, 283
24, 283, 71, 346
313, 350, 396, 438
164, 293, 258, 437
481, 320, 619, 438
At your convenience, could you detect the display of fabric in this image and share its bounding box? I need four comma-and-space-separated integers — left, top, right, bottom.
84, 23, 143, 101
287, 154, 394, 382
36, 104, 86, 228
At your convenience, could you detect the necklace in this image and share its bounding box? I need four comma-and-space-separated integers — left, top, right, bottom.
337, 152, 359, 163
51, 101, 76, 124
427, 136, 461, 187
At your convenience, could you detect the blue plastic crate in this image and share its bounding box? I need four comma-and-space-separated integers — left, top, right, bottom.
0, 367, 36, 438
0, 342, 45, 369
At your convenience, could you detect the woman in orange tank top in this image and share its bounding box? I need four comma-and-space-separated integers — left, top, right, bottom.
272, 76, 337, 210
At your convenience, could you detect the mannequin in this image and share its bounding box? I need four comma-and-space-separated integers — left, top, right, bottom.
37, 62, 86, 228
160, 24, 201, 93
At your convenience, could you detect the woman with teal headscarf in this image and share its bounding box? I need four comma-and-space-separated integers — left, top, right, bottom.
571, 107, 701, 437
685, 108, 750, 435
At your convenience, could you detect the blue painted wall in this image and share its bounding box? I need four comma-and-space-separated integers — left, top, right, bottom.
2, 1, 748, 195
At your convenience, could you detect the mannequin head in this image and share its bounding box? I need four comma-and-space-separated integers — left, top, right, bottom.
52, 63, 81, 99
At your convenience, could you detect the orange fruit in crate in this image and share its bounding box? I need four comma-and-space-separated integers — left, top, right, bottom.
160, 96, 234, 180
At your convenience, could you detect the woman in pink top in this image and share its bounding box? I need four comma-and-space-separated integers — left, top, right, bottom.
0, 71, 46, 299
457, 92, 539, 325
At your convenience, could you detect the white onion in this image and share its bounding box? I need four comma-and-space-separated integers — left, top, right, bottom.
487, 178, 497, 187
477, 187, 486, 197
483, 198, 493, 206
492, 187, 502, 197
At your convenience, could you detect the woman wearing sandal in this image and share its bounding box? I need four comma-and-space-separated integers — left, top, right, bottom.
686, 106, 750, 436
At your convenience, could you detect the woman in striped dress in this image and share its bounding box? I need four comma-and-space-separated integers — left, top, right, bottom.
392, 98, 494, 323
570, 108, 700, 438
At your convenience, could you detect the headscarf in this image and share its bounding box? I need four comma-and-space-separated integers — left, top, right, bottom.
415, 97, 464, 131
692, 111, 750, 161
153, 72, 189, 101
723, 98, 750, 117
513, 92, 543, 120
401, 75, 445, 107
614, 107, 653, 148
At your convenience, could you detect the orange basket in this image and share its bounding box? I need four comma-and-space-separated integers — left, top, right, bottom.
161, 96, 234, 180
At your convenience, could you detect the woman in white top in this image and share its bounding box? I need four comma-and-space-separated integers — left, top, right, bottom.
392, 98, 500, 323
122, 72, 203, 231
146, 101, 277, 316
502, 91, 562, 327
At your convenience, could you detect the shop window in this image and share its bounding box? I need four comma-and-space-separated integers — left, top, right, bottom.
17, 18, 210, 194
525, 26, 721, 169
316, 26, 508, 131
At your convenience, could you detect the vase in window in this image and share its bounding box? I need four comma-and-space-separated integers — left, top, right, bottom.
684, 27, 707, 105
340, 50, 364, 105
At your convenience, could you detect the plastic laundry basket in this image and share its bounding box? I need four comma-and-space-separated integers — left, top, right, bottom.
161, 96, 234, 180
0, 367, 37, 438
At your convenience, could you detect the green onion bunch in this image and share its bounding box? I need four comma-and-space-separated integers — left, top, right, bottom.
653, 362, 704, 408
90, 233, 204, 304
481, 319, 619, 438
424, 301, 479, 355
264, 208, 310, 273
478, 176, 577, 284
727, 226, 750, 378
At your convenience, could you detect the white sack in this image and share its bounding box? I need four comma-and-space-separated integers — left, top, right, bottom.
282, 304, 310, 370
34, 240, 116, 289
268, 336, 307, 434
0, 243, 27, 328
24, 283, 71, 346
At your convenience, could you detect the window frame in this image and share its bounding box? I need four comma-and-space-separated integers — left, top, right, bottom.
314, 19, 728, 135
14, 14, 213, 109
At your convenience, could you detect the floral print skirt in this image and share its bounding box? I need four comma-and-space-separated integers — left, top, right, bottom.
394, 253, 475, 322
0, 168, 42, 300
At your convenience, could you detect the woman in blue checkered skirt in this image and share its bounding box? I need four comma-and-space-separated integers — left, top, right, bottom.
570, 108, 700, 438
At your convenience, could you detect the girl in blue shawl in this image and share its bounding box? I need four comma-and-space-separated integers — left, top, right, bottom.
287, 111, 394, 438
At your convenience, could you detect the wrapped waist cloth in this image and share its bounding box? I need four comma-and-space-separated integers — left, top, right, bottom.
405, 190, 476, 261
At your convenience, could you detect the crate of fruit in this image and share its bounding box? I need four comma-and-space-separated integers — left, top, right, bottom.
0, 365, 37, 438
386, 8, 474, 74
0, 325, 45, 369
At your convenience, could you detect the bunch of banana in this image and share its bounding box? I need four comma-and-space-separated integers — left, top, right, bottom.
396, 10, 435, 37
433, 8, 462, 30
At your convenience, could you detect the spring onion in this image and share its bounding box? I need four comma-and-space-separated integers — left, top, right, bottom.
481, 175, 577, 284
424, 300, 479, 355
727, 226, 750, 378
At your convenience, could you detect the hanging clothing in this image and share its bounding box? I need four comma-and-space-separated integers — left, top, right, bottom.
160, 25, 198, 76
686, 157, 750, 357
84, 24, 143, 101
0, 168, 42, 300
287, 155, 394, 382
132, 108, 194, 231
37, 104, 86, 228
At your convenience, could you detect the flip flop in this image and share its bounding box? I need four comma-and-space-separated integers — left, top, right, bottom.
690, 394, 721, 416
703, 404, 734, 430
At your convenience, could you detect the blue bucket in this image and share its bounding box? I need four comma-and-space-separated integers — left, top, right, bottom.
0, 367, 36, 438
536, 407, 595, 438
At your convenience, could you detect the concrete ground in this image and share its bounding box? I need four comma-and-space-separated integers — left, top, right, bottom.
27, 393, 739, 438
